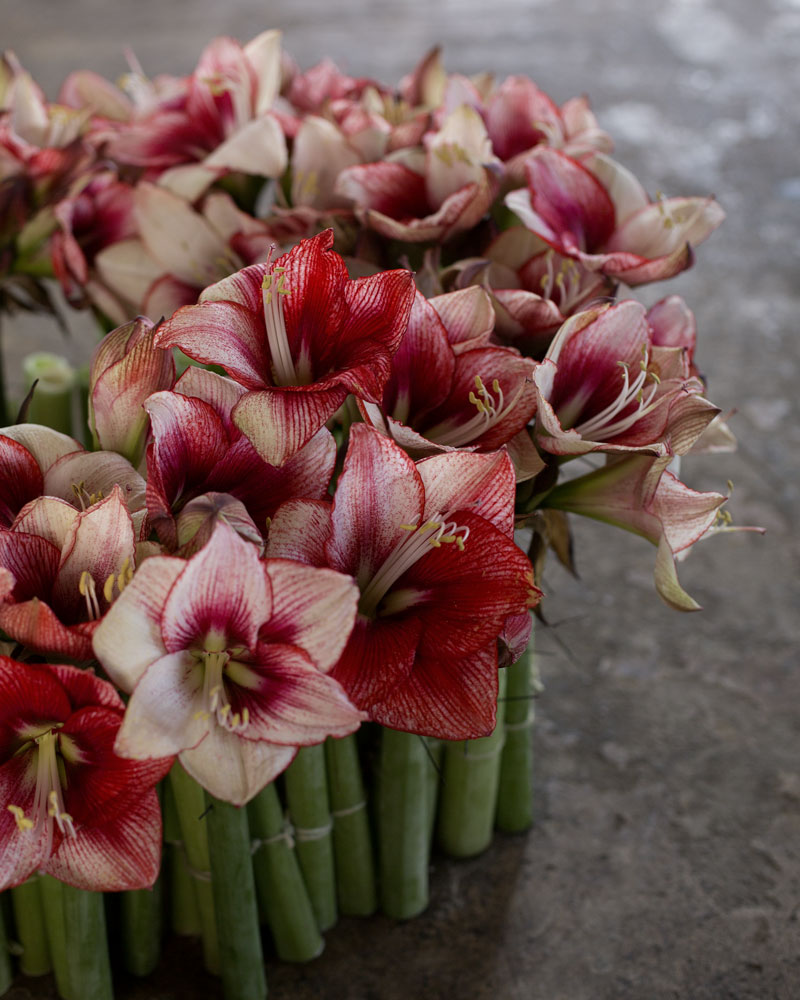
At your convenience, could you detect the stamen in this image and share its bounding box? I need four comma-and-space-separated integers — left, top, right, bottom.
358, 512, 469, 617
573, 347, 663, 441
427, 372, 529, 449
7, 804, 33, 832
78, 571, 101, 621
198, 649, 249, 733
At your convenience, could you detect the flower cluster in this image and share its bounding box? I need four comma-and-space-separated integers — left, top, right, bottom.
0, 31, 756, 897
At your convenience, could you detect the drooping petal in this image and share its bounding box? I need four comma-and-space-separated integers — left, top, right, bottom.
179, 725, 296, 806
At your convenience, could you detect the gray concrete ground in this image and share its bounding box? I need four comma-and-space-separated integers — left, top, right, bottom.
3, 0, 799, 998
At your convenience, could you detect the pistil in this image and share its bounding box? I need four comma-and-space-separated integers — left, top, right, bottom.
263, 267, 302, 386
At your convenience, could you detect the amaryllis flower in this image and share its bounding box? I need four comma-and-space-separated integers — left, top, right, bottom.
144, 366, 336, 549
154, 229, 415, 466
94, 184, 274, 323
505, 149, 725, 285
448, 226, 616, 356
0, 424, 80, 527
359, 288, 543, 480
540, 453, 754, 611
532, 300, 720, 457
0, 487, 137, 659
1, 422, 148, 537
334, 104, 501, 244
92, 521, 364, 805
483, 76, 612, 178
89, 315, 175, 465
266, 424, 540, 739
106, 31, 286, 198
49, 169, 136, 311
0, 658, 171, 891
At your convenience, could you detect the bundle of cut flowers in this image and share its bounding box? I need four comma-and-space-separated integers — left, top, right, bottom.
0, 30, 760, 1000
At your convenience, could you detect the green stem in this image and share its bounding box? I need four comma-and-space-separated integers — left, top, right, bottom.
324, 734, 377, 916
120, 881, 163, 977
37, 876, 72, 1000
167, 764, 220, 974
21, 352, 76, 435
205, 794, 266, 1000
61, 886, 113, 1000
437, 668, 508, 858
284, 745, 337, 931
163, 780, 200, 938
38, 878, 113, 1000
248, 783, 323, 963
496, 634, 540, 833
377, 728, 432, 920
0, 893, 13, 997
11, 877, 51, 976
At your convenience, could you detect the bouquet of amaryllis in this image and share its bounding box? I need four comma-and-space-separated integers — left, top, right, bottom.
0, 30, 759, 1000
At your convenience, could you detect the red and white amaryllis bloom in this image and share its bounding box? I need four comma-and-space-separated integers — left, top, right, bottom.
450, 226, 616, 356
505, 149, 725, 286
359, 288, 543, 481
88, 315, 175, 466
92, 522, 364, 805
532, 301, 720, 457
334, 105, 501, 244
154, 229, 415, 466
0, 487, 137, 660
266, 425, 541, 739
105, 31, 287, 199
144, 367, 336, 550
0, 658, 171, 891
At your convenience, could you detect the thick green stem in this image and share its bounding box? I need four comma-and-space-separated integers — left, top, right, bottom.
21, 353, 76, 436
37, 876, 72, 999
248, 783, 323, 962
496, 634, 540, 833
38, 877, 112, 1000
324, 734, 377, 916
205, 794, 266, 1000
11, 877, 51, 976
438, 669, 508, 858
0, 893, 13, 997
162, 776, 200, 937
120, 881, 163, 977
167, 764, 220, 974
378, 728, 432, 920
284, 745, 337, 931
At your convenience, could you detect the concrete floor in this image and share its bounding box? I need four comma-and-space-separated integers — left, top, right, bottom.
3, 0, 799, 998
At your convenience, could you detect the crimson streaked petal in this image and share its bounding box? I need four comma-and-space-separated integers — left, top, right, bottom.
369, 644, 498, 740
160, 521, 270, 652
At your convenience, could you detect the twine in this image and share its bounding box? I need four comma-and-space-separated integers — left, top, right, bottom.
166, 837, 211, 882
293, 819, 333, 843
331, 799, 367, 819
252, 817, 295, 852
